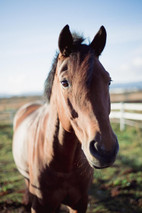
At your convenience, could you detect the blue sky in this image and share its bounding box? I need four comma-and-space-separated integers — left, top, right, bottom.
0, 0, 142, 95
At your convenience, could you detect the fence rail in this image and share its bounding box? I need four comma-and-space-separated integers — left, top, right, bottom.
110, 102, 142, 130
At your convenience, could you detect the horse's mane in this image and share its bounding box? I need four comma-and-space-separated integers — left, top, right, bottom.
44, 33, 85, 102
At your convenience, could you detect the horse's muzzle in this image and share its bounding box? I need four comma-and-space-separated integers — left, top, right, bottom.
89, 137, 119, 169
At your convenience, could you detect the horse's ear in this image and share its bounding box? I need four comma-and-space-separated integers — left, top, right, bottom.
58, 25, 73, 56
90, 26, 107, 57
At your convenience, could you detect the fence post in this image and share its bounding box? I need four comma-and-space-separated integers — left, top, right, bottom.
120, 102, 125, 131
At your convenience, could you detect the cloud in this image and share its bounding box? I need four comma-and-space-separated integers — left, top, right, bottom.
109, 25, 142, 45
118, 55, 142, 82
133, 57, 142, 67
5, 72, 44, 95
7, 74, 26, 94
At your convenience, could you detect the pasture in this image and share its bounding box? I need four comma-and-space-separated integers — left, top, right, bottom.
0, 96, 142, 212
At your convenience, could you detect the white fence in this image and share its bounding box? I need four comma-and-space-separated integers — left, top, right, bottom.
110, 103, 142, 130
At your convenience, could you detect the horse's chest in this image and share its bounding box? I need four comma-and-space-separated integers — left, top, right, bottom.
59, 176, 83, 203
40, 170, 92, 206
54, 178, 81, 205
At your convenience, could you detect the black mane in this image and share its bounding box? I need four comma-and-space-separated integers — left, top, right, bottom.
44, 33, 85, 102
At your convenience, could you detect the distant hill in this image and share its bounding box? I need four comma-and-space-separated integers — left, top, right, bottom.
0, 82, 142, 98
110, 81, 142, 93
110, 82, 142, 102
0, 91, 42, 98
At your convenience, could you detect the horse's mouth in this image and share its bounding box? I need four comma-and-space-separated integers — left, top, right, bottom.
87, 156, 116, 169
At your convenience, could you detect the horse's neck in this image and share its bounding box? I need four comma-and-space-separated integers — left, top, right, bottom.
44, 102, 81, 173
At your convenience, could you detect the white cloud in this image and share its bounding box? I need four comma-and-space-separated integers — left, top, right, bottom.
4, 72, 45, 95
133, 56, 142, 67
116, 55, 142, 82
109, 25, 142, 45
7, 74, 26, 94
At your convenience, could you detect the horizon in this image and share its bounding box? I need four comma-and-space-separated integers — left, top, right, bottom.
1, 81, 142, 98
0, 0, 142, 95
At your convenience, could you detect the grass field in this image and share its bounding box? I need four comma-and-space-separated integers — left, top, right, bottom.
0, 97, 142, 212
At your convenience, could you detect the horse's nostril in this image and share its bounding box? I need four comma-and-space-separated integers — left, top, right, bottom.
90, 140, 102, 161
89, 139, 119, 168
95, 132, 101, 143
93, 141, 99, 151
90, 140, 102, 152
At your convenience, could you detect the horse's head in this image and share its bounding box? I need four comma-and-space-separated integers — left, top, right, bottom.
54, 25, 119, 169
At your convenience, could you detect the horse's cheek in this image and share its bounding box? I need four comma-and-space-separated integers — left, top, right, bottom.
58, 106, 72, 132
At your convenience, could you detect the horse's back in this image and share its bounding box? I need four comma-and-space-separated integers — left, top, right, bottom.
13, 101, 44, 179
13, 101, 43, 131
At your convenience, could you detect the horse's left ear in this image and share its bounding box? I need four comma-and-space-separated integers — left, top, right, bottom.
58, 25, 73, 56
90, 26, 107, 57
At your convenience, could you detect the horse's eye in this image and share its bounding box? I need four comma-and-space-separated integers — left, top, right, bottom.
108, 79, 112, 86
61, 80, 69, 88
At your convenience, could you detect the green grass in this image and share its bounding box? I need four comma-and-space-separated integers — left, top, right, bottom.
0, 124, 25, 212
88, 124, 142, 213
0, 123, 142, 212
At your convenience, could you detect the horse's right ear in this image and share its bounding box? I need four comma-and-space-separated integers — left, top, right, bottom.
58, 25, 73, 56
90, 26, 107, 57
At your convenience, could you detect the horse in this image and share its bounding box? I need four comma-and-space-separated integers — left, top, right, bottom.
12, 25, 119, 213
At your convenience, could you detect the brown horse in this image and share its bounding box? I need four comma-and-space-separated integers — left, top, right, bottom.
13, 25, 119, 213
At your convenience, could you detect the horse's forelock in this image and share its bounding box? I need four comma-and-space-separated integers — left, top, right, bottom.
44, 33, 86, 102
